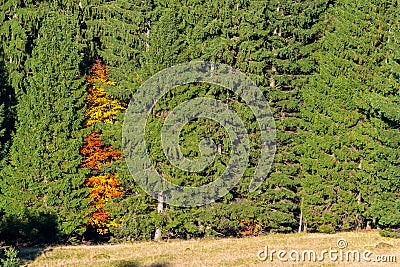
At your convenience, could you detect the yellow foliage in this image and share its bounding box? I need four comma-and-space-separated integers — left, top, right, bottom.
85, 60, 126, 127
85, 173, 123, 234
82, 59, 126, 234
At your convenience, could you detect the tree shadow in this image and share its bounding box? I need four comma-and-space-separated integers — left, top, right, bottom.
0, 212, 59, 246
0, 42, 16, 157
16, 246, 53, 264
0, 211, 59, 264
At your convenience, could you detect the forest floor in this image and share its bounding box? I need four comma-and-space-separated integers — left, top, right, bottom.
19, 230, 400, 266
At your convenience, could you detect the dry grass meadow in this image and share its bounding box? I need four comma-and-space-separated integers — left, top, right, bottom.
19, 230, 400, 267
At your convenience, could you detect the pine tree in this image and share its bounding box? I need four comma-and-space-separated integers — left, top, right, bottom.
0, 0, 30, 93
245, 0, 330, 233
0, 101, 5, 166
0, 13, 89, 240
0, 0, 46, 169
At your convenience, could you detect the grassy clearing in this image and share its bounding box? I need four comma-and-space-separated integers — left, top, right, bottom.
20, 230, 400, 266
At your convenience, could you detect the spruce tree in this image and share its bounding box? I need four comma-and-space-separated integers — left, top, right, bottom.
0, 48, 8, 167
0, 0, 45, 168
250, 0, 330, 233
81, 0, 154, 99
0, 0, 48, 97
367, 1, 400, 233
110, 0, 329, 238
0, 13, 89, 241
299, 0, 400, 233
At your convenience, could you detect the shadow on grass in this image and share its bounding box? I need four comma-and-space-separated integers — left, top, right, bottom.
17, 246, 53, 264
0, 212, 172, 267
0, 211, 59, 265
0, 212, 59, 246
15, 248, 171, 267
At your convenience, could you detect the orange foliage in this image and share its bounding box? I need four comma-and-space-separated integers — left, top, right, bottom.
86, 59, 109, 84
81, 60, 126, 235
85, 174, 123, 234
80, 131, 122, 170
239, 220, 261, 236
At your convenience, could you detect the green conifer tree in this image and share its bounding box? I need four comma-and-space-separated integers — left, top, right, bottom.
0, 13, 89, 241
299, 0, 400, 233
366, 1, 400, 233
0, 49, 8, 167
250, 0, 330, 233
110, 0, 329, 238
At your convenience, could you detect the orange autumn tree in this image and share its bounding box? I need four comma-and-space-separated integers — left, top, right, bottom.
81, 59, 126, 234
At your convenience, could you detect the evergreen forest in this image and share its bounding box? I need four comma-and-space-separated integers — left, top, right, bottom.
0, 0, 399, 245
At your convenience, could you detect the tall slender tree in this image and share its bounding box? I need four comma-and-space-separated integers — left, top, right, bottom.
81, 60, 125, 235
300, 0, 400, 233
0, 13, 89, 238
0, 47, 9, 167
81, 0, 153, 99
249, 0, 330, 233
366, 1, 400, 233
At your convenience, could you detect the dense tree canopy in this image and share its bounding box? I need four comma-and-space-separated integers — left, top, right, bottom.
0, 0, 399, 244
299, 0, 400, 233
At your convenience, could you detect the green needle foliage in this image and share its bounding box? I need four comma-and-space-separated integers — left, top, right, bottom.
0, 47, 9, 168
300, 0, 400, 233
0, 0, 399, 244
0, 12, 89, 244
105, 0, 329, 238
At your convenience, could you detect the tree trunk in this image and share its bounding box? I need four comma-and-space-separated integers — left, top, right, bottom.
154, 192, 164, 241
298, 209, 303, 233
